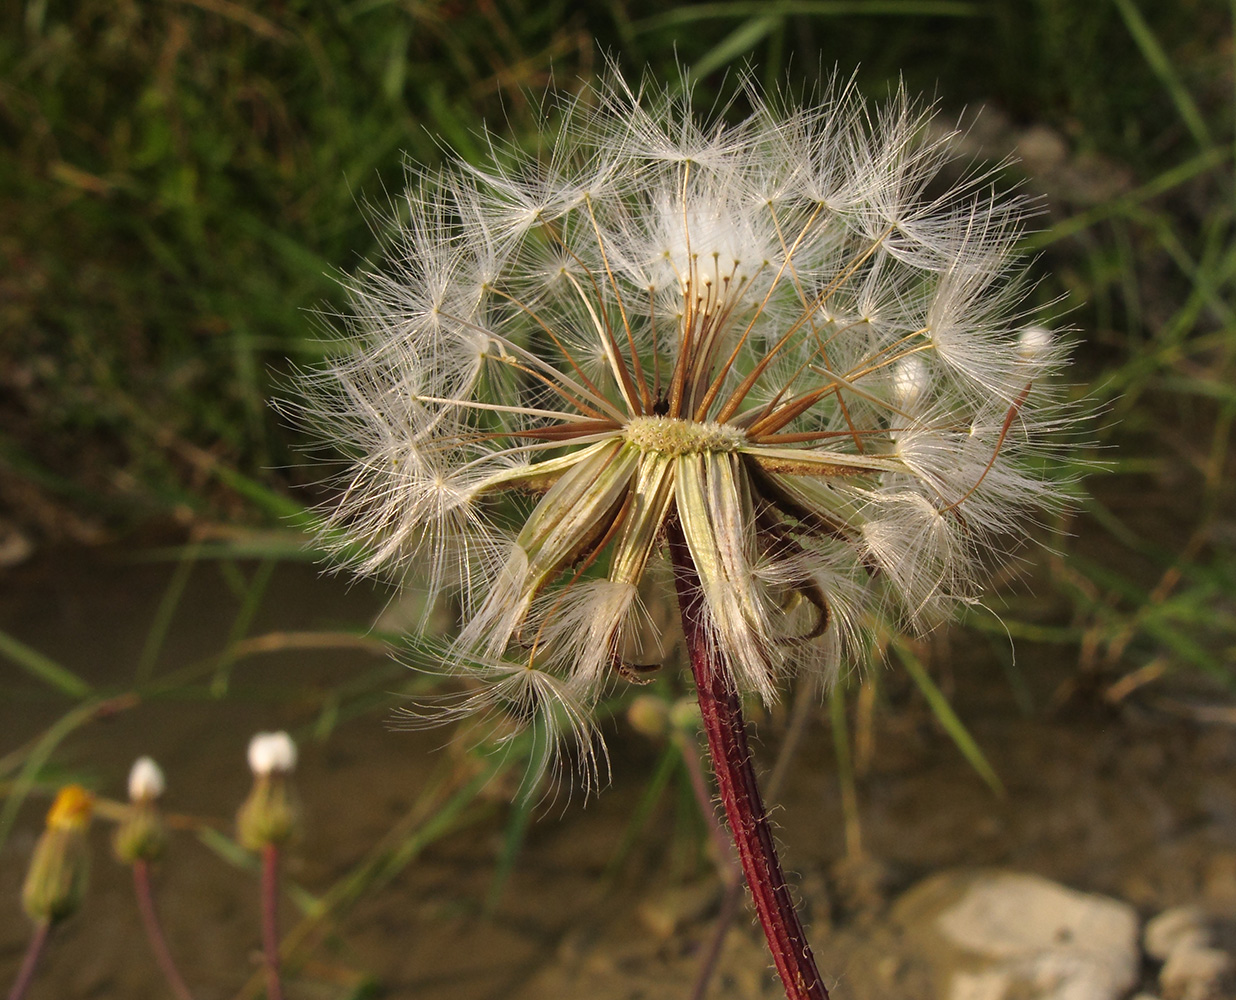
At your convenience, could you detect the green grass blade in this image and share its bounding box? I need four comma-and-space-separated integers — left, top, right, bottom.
690, 15, 780, 80
1111, 0, 1213, 149
126, 531, 324, 563
195, 826, 319, 912
1027, 146, 1228, 248
0, 694, 139, 851
209, 463, 312, 525
0, 629, 92, 699
210, 558, 278, 696
603, 743, 678, 880
135, 540, 202, 683
893, 639, 1004, 796
636, 0, 980, 31
484, 789, 536, 913
829, 684, 863, 858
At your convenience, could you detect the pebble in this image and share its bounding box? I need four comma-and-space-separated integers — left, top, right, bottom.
1144, 906, 1212, 962
1160, 946, 1234, 1000
893, 869, 1140, 1000
1141, 904, 1236, 1000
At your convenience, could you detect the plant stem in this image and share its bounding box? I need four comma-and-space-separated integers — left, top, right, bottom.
132, 860, 195, 1000
692, 685, 816, 1000
690, 871, 744, 1000
261, 843, 284, 1000
668, 520, 829, 1000
672, 729, 740, 882
674, 728, 745, 1000
7, 921, 50, 1000
828, 686, 863, 861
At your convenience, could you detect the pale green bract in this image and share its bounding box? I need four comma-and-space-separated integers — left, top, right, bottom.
296, 70, 1073, 785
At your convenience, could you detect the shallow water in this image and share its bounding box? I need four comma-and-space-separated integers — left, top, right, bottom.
1, 546, 1234, 999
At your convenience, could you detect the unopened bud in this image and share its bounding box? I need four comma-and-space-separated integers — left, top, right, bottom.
237, 733, 300, 850
247, 731, 297, 776
627, 694, 671, 740
1017, 324, 1053, 362
22, 785, 93, 925
114, 757, 169, 863
127, 756, 165, 803
114, 801, 168, 864
669, 697, 702, 733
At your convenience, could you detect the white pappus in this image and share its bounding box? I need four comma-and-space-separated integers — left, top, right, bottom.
293, 69, 1076, 788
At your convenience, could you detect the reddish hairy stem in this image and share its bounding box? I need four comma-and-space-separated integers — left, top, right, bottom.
6, 922, 49, 1000
261, 844, 284, 1000
668, 520, 829, 1000
132, 860, 195, 1000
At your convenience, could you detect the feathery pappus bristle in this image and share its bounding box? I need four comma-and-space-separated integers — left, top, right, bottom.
293, 65, 1079, 790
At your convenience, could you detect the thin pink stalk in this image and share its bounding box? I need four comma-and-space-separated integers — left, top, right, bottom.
260, 843, 284, 1000
673, 731, 740, 882
132, 860, 195, 1000
668, 520, 829, 1000
690, 872, 745, 1000
6, 921, 50, 1000
674, 727, 745, 1000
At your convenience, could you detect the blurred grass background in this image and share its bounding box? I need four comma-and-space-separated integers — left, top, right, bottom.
2, 0, 1232, 692
1, 0, 1235, 993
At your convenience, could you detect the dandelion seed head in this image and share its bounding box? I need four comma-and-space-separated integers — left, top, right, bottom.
295, 65, 1080, 791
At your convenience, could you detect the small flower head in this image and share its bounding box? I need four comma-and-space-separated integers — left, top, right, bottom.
127, 756, 165, 803
238, 732, 301, 849
297, 68, 1076, 781
23, 785, 93, 924
247, 731, 297, 776
45, 784, 93, 832
115, 757, 168, 864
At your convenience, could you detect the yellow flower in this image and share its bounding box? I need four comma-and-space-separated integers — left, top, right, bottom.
23, 785, 93, 924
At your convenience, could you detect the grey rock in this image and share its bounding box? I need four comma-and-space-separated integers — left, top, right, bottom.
894, 869, 1140, 1000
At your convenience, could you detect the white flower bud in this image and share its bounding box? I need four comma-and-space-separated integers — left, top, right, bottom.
247, 731, 297, 776
127, 756, 165, 802
1017, 324, 1053, 361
